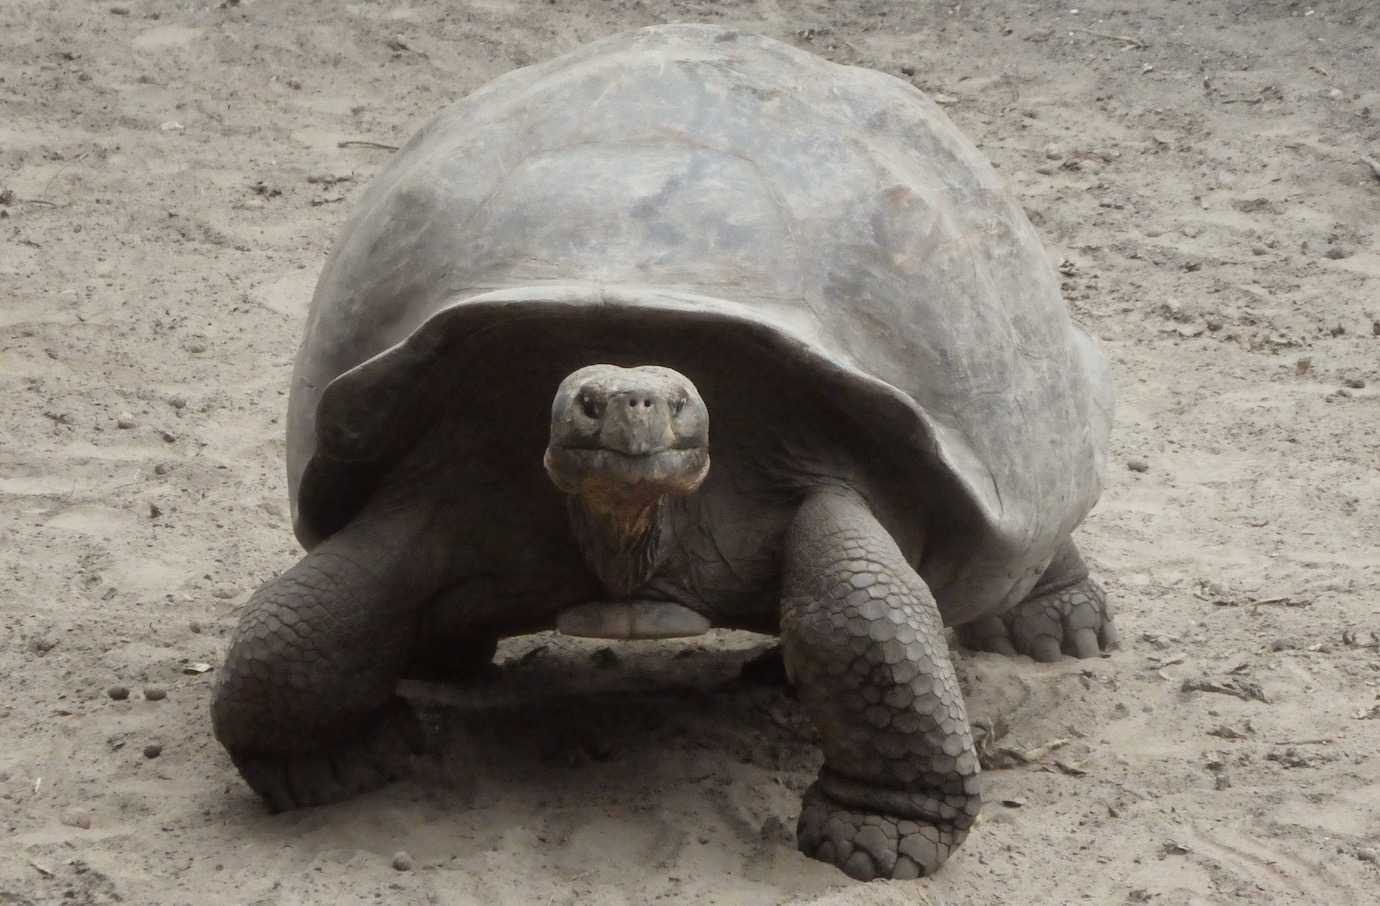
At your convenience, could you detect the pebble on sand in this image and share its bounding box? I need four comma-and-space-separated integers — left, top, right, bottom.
391, 851, 414, 871
143, 743, 162, 759
60, 809, 92, 829
116, 413, 136, 429
107, 685, 130, 700
1127, 458, 1150, 473
143, 686, 167, 701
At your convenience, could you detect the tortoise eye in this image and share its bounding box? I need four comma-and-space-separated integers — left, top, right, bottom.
579, 395, 600, 419
672, 398, 686, 416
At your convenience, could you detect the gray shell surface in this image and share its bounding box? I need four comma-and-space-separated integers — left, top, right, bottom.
288, 24, 1112, 619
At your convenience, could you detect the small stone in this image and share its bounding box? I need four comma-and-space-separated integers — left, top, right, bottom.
148, 502, 162, 519
116, 413, 136, 429
1206, 318, 1223, 332
60, 809, 92, 829
153, 462, 171, 475
160, 430, 177, 443
189, 621, 203, 634
1043, 143, 1064, 160
1342, 377, 1366, 389
391, 851, 414, 871
1372, 320, 1380, 337
106, 685, 130, 701
143, 686, 167, 701
1127, 458, 1149, 473
169, 396, 187, 410
1324, 246, 1351, 260
143, 743, 162, 759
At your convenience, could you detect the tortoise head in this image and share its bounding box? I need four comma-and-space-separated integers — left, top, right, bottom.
544, 365, 710, 514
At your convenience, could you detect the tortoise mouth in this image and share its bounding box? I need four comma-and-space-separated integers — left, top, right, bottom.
543, 445, 710, 502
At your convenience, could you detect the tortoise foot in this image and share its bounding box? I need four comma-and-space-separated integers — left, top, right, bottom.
230, 699, 424, 811
796, 782, 960, 880
960, 575, 1118, 662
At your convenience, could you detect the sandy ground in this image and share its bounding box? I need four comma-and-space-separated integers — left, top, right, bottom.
2, 1, 1378, 903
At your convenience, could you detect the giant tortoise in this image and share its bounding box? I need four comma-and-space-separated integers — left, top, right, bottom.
212, 24, 1116, 880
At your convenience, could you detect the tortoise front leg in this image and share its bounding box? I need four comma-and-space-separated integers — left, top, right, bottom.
781, 490, 980, 880
211, 502, 449, 810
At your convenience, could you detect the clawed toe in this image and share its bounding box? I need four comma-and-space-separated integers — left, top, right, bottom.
959, 575, 1117, 662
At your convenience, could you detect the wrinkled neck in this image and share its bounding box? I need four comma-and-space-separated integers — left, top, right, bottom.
567, 494, 669, 598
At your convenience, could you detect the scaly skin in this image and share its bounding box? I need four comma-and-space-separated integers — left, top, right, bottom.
957, 539, 1118, 661
211, 502, 448, 810
781, 489, 980, 880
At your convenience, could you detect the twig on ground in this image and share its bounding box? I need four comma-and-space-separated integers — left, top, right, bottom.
1070, 27, 1146, 49
337, 139, 399, 151
1181, 677, 1269, 703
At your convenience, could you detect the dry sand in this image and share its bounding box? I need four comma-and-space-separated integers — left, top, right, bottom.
2, 1, 1377, 904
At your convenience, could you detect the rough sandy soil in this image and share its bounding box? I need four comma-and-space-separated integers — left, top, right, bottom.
2, 1, 1378, 903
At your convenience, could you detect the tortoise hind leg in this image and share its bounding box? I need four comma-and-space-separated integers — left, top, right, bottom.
211, 504, 451, 810
958, 538, 1119, 662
